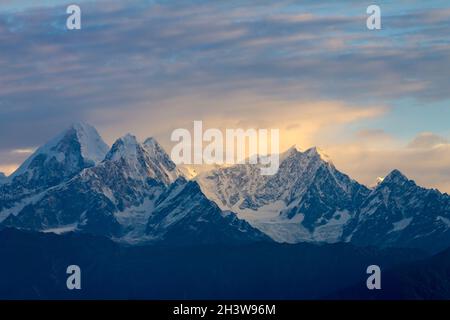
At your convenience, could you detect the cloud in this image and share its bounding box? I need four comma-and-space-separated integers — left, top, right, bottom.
0, 147, 35, 175
355, 129, 392, 140
324, 131, 450, 193
98, 91, 385, 153
1, 1, 449, 138
407, 132, 449, 149
0, 164, 18, 176
11, 148, 35, 154
0, 0, 449, 192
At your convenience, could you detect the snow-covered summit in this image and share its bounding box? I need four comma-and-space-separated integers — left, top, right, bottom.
196, 145, 369, 243
11, 122, 108, 180
105, 134, 179, 185
144, 137, 176, 169
303, 146, 332, 163
0, 122, 110, 221
380, 169, 410, 186
143, 137, 163, 156
2, 123, 450, 253
279, 145, 302, 162
106, 134, 141, 163
71, 122, 109, 164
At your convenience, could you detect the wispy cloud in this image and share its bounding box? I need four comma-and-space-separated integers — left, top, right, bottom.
0, 0, 449, 190
326, 131, 450, 193
407, 132, 449, 149
11, 148, 35, 154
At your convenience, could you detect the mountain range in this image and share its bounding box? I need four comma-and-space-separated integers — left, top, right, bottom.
1, 122, 449, 253
195, 145, 450, 253
0, 123, 267, 245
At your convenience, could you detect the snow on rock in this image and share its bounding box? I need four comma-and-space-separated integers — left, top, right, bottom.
72, 122, 109, 165
42, 223, 79, 235
144, 178, 271, 245
196, 147, 450, 252
1, 130, 266, 246
11, 122, 107, 180
0, 122, 109, 221
3, 123, 450, 253
105, 134, 179, 185
348, 169, 450, 253
196, 145, 368, 244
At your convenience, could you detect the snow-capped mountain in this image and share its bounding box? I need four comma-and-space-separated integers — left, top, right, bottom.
196, 147, 450, 252
2, 123, 449, 252
145, 177, 269, 245
196, 146, 369, 243
11, 122, 108, 182
0, 122, 109, 221
143, 137, 180, 182
1, 134, 177, 236
348, 169, 450, 253
104, 134, 179, 186
0, 127, 268, 245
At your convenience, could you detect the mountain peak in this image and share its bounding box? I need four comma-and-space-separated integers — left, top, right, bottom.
10, 123, 108, 179
143, 137, 164, 154
143, 137, 175, 165
144, 137, 178, 180
104, 134, 178, 184
69, 122, 109, 164
70, 121, 93, 132
143, 136, 157, 145
381, 169, 410, 185
280, 145, 332, 165
304, 146, 331, 163
120, 133, 139, 144
288, 144, 302, 152
105, 134, 141, 162
280, 144, 302, 162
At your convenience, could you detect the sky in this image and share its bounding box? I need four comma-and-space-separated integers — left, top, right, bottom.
0, 0, 450, 192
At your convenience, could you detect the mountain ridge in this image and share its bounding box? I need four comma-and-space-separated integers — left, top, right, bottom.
1, 124, 449, 252
0, 125, 269, 245
196, 144, 450, 253
0, 122, 109, 219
